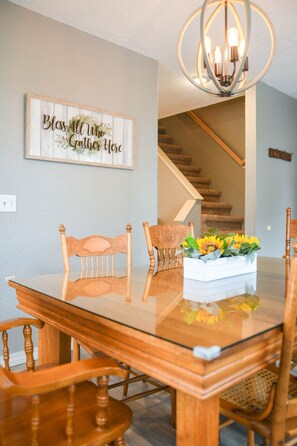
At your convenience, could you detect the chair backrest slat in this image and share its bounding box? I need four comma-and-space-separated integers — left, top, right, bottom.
284, 207, 297, 267
1, 318, 43, 372
2, 331, 10, 371
23, 324, 35, 372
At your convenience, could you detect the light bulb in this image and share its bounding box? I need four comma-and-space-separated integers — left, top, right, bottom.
214, 47, 222, 64
228, 28, 239, 47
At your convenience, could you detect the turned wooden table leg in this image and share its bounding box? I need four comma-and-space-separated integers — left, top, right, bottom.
176, 391, 219, 446
38, 323, 71, 365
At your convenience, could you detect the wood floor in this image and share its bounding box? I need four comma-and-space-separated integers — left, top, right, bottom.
110, 378, 262, 446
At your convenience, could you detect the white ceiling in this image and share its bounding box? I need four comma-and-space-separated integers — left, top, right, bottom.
9, 0, 297, 117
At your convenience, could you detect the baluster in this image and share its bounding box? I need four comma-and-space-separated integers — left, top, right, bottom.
23, 324, 35, 371
31, 394, 40, 446
66, 384, 76, 442
96, 375, 109, 429
2, 330, 10, 371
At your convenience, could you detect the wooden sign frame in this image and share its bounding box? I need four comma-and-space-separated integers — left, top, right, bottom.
25, 93, 134, 169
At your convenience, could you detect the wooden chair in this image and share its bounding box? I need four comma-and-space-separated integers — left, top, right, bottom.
0, 318, 132, 445
284, 207, 297, 268
59, 223, 132, 276
219, 241, 297, 446
59, 223, 132, 360
143, 221, 194, 269
62, 272, 132, 305
59, 225, 168, 408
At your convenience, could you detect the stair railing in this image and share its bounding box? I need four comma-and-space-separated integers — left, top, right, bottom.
186, 110, 245, 169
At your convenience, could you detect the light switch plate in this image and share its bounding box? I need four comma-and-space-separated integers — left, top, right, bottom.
0, 195, 16, 212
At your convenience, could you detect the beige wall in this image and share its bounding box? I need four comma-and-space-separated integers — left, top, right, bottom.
159, 97, 245, 218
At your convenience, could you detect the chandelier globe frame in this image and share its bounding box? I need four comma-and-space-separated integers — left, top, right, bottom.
177, 0, 276, 97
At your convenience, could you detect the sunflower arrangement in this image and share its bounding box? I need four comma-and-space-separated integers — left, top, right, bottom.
181, 294, 261, 326
181, 229, 261, 263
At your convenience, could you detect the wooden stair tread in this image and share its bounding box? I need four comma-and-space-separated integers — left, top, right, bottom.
201, 202, 233, 216
202, 214, 244, 223
159, 142, 183, 153
158, 134, 174, 144
197, 188, 222, 196
187, 177, 211, 185
176, 165, 201, 174
167, 153, 192, 165
202, 202, 232, 210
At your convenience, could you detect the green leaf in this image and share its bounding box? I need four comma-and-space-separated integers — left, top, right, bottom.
184, 236, 198, 250
200, 249, 221, 262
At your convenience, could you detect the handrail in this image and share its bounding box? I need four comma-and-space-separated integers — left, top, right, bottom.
186, 110, 245, 169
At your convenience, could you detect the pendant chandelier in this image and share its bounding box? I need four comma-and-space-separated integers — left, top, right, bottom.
177, 0, 276, 97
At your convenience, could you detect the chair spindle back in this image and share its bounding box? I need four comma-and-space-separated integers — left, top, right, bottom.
59, 224, 132, 276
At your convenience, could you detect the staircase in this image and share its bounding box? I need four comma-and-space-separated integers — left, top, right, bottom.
158, 126, 244, 234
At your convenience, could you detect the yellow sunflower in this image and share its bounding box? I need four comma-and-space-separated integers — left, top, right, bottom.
197, 235, 224, 255
230, 233, 249, 249
248, 236, 260, 246
195, 305, 222, 325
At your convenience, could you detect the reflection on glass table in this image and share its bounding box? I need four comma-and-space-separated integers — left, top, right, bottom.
61, 268, 132, 304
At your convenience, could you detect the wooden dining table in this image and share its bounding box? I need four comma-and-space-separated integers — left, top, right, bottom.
9, 257, 289, 446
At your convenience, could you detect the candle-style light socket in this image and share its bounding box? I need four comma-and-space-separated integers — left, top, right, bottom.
222, 74, 231, 87
215, 63, 223, 77
243, 56, 249, 72
230, 46, 239, 63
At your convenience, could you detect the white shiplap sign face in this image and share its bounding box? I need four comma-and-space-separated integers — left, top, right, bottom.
25, 93, 134, 169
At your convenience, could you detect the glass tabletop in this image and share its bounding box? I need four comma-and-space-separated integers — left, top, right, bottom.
10, 257, 286, 353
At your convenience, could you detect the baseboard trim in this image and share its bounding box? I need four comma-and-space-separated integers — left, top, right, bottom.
0, 347, 38, 368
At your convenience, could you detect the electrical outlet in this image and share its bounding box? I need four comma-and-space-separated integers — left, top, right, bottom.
0, 195, 16, 212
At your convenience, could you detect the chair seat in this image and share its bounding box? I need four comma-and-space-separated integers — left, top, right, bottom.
0, 380, 132, 445
220, 366, 297, 439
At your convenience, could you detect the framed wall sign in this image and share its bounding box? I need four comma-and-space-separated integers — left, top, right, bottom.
25, 93, 134, 169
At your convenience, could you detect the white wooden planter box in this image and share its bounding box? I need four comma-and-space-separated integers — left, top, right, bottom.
183, 254, 257, 282
183, 272, 257, 303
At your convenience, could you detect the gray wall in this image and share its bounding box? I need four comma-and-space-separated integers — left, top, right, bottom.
159, 97, 245, 217
254, 83, 297, 257
0, 2, 158, 329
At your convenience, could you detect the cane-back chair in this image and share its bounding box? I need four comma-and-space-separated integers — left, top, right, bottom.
143, 221, 194, 269
219, 242, 297, 446
0, 318, 132, 446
